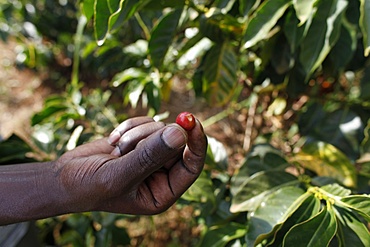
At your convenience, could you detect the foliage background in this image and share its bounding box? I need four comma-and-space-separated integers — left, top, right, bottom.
1, 0, 370, 246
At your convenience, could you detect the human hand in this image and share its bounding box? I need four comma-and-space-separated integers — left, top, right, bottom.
54, 116, 207, 215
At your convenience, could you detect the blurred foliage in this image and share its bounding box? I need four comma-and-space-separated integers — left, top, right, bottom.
1, 0, 370, 246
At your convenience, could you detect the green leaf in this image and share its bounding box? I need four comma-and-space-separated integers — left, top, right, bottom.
334, 206, 370, 247
0, 134, 35, 164
111, 68, 147, 87
269, 193, 321, 246
31, 105, 68, 125
230, 170, 298, 213
81, 0, 95, 20
283, 206, 337, 247
231, 144, 288, 196
320, 183, 352, 197
292, 0, 315, 25
202, 43, 238, 106
245, 186, 305, 246
243, 0, 291, 49
94, 0, 113, 44
148, 8, 183, 68
198, 222, 247, 247
239, 0, 260, 17
339, 195, 370, 221
94, 0, 150, 45
295, 141, 357, 187
299, 0, 348, 77
328, 22, 357, 72
360, 0, 370, 56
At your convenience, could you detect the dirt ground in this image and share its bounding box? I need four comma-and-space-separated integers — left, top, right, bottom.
0, 40, 51, 140
0, 40, 249, 246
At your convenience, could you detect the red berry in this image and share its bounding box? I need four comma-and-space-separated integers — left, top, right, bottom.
176, 112, 196, 131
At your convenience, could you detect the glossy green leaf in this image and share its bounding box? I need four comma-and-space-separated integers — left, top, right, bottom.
320, 183, 351, 197
245, 186, 305, 246
231, 144, 288, 195
239, 0, 260, 17
230, 170, 298, 213
198, 222, 247, 247
360, 0, 370, 56
299, 0, 348, 77
268, 193, 321, 246
122, 79, 146, 108
81, 0, 95, 20
295, 141, 357, 187
111, 68, 147, 87
109, 0, 151, 31
94, 0, 113, 44
94, 0, 150, 45
31, 105, 68, 125
243, 0, 291, 49
148, 8, 183, 68
334, 206, 370, 246
283, 206, 337, 247
339, 195, 370, 221
202, 43, 238, 106
293, 0, 315, 25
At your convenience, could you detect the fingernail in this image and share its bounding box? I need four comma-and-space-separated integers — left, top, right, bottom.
162, 126, 187, 149
111, 146, 121, 156
108, 130, 120, 145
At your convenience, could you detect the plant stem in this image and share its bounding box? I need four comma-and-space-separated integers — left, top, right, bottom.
71, 15, 87, 88
135, 13, 150, 40
202, 96, 255, 128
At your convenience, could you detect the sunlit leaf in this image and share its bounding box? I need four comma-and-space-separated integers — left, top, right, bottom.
320, 183, 352, 197
299, 0, 348, 77
94, 0, 112, 44
231, 144, 288, 195
206, 136, 229, 171
292, 0, 315, 26
110, 68, 147, 87
202, 43, 238, 106
283, 206, 337, 247
295, 141, 357, 187
245, 186, 305, 246
149, 8, 183, 68
339, 195, 370, 221
230, 170, 298, 213
268, 193, 321, 246
243, 0, 291, 49
81, 0, 95, 20
334, 206, 370, 246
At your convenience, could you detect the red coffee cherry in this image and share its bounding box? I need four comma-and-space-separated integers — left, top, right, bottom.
176, 112, 196, 131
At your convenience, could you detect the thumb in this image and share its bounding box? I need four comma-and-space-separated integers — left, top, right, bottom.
111, 125, 188, 187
